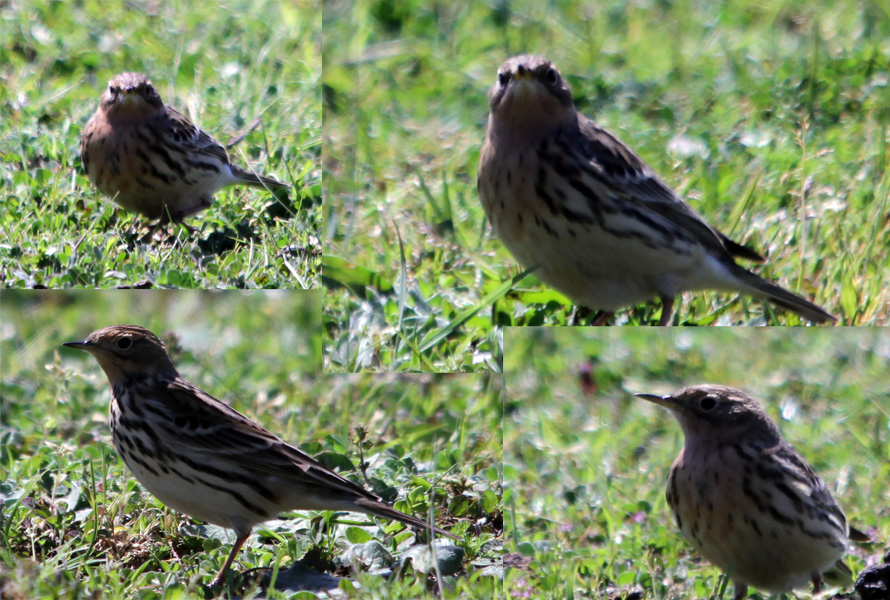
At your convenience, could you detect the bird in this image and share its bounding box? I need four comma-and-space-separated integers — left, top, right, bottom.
636, 384, 855, 599
62, 325, 457, 585
80, 72, 288, 225
477, 55, 836, 325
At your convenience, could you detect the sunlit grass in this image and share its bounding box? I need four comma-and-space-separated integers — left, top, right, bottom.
0, 0, 321, 289
0, 291, 503, 598
323, 0, 889, 371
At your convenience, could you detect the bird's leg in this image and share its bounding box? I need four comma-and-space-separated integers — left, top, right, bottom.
657, 295, 675, 326
139, 221, 165, 244
590, 311, 614, 326
812, 574, 824, 594
140, 207, 176, 242
173, 195, 213, 222
173, 219, 198, 237
211, 531, 250, 586
732, 581, 748, 600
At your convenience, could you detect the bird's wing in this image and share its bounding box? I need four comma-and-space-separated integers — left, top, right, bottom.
163, 105, 232, 165
771, 444, 849, 538
569, 117, 763, 262
154, 377, 384, 503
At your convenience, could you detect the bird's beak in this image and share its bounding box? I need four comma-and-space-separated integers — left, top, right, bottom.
514, 65, 534, 81
634, 392, 676, 409
62, 339, 91, 351
117, 87, 145, 109
507, 67, 538, 101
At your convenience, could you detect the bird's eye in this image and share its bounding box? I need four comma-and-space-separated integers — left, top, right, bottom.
108, 85, 115, 94
498, 72, 509, 87
545, 67, 559, 85
699, 397, 717, 411
117, 338, 132, 350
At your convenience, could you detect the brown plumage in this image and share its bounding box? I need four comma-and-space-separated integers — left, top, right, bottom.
80, 72, 287, 223
637, 384, 854, 599
63, 325, 457, 584
478, 55, 835, 324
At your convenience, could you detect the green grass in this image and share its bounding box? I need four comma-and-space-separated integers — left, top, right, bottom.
323, 0, 889, 370
503, 327, 889, 599
0, 291, 503, 598
0, 0, 321, 289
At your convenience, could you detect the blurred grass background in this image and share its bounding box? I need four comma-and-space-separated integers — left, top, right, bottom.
323, 0, 888, 371
0, 290, 502, 598
0, 0, 321, 289
503, 327, 889, 599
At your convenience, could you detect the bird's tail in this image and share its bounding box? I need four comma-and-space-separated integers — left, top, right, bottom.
232, 166, 289, 191
354, 497, 459, 540
730, 265, 837, 324
823, 558, 854, 587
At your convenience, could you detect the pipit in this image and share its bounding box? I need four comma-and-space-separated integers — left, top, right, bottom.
63, 325, 457, 585
478, 55, 836, 325
80, 72, 288, 224
636, 384, 854, 599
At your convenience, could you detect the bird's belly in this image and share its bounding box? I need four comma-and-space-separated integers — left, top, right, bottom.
482, 184, 713, 311
113, 437, 274, 531
83, 127, 225, 218
669, 450, 844, 592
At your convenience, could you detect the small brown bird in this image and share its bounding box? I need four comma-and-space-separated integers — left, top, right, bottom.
63, 325, 457, 585
80, 72, 288, 224
477, 55, 836, 325
636, 384, 855, 599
